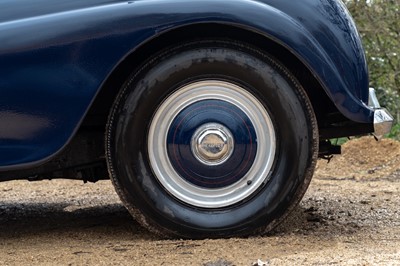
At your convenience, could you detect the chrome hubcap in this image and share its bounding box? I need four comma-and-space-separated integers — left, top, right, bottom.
148, 80, 276, 208
191, 123, 234, 166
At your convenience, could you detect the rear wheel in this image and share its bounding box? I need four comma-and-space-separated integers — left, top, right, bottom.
106, 40, 318, 238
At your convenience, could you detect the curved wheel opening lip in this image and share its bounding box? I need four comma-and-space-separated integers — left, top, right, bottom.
148, 80, 276, 208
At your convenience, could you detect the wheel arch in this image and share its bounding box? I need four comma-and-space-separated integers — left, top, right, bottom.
83, 23, 336, 131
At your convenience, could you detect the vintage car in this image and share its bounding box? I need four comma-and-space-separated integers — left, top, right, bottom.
0, 0, 393, 238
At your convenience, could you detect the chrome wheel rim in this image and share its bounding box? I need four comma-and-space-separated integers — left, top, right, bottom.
148, 80, 276, 208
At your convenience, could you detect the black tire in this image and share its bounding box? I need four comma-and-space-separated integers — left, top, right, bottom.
106, 40, 318, 238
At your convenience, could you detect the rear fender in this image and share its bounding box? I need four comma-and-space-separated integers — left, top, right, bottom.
0, 0, 372, 170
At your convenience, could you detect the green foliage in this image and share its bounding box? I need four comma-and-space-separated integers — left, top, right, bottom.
385, 122, 400, 140
330, 137, 350, 146
345, 0, 400, 138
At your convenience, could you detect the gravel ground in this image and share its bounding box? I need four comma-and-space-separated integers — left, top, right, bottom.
0, 137, 399, 265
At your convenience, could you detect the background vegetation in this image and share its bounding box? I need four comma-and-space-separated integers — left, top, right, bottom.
344, 0, 400, 138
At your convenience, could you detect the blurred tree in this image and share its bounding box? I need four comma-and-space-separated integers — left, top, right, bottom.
345, 0, 400, 125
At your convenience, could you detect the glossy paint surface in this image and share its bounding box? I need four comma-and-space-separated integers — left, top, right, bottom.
0, 0, 372, 169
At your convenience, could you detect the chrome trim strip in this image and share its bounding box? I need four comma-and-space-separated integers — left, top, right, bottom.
368, 87, 381, 108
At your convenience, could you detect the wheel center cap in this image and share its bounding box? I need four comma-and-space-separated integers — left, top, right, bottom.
191, 123, 234, 166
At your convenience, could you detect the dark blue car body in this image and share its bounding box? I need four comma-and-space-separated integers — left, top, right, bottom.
0, 0, 394, 238
1, 0, 375, 170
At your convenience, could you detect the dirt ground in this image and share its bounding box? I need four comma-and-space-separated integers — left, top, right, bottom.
0, 137, 399, 265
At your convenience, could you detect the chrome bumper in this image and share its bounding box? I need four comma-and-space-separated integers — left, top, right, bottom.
369, 88, 394, 139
